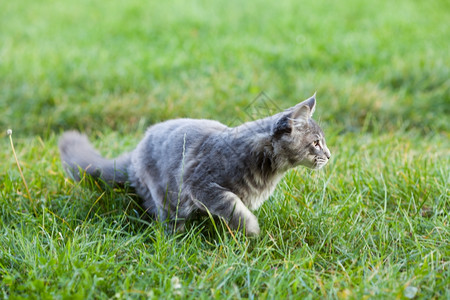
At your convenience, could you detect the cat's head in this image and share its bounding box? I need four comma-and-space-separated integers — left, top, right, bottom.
271, 93, 331, 170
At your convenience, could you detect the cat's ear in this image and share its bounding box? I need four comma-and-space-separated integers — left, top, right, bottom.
295, 93, 316, 117
273, 114, 292, 136
290, 93, 316, 123
273, 93, 317, 136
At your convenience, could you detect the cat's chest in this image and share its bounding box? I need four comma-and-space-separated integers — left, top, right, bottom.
243, 175, 283, 211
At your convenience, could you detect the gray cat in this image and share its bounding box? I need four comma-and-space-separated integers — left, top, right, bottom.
59, 94, 330, 236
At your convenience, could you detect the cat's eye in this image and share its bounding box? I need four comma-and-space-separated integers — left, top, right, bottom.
314, 140, 321, 148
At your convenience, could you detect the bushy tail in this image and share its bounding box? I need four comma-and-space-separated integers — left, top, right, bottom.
59, 131, 131, 185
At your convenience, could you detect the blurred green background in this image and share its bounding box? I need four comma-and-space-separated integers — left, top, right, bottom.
1, 0, 448, 137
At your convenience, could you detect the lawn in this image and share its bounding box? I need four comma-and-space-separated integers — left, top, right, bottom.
1, 0, 449, 298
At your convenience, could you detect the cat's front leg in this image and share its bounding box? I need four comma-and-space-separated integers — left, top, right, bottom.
194, 189, 260, 236
228, 200, 260, 236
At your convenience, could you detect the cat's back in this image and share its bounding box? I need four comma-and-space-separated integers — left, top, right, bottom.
135, 118, 228, 160
147, 118, 228, 139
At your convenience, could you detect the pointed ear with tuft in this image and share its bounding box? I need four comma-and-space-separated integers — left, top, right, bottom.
291, 105, 311, 124
297, 93, 316, 117
272, 93, 317, 136
290, 93, 316, 124
272, 114, 292, 136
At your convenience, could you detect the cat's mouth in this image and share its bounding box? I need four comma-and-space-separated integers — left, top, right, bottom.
313, 158, 329, 169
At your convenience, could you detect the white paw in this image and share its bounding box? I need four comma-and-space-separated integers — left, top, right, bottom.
245, 216, 260, 236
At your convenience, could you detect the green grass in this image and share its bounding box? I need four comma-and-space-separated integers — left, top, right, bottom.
1, 0, 449, 298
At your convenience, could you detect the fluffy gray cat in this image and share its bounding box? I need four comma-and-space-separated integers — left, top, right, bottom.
59, 94, 330, 236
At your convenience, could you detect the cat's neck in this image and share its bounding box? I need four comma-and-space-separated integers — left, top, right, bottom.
226, 117, 283, 177
233, 114, 278, 135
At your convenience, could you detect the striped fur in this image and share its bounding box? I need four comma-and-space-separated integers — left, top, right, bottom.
59, 94, 330, 236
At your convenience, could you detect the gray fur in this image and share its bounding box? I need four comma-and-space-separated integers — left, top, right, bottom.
59, 94, 331, 236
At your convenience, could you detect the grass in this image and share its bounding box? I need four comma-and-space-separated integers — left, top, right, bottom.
1, 0, 449, 298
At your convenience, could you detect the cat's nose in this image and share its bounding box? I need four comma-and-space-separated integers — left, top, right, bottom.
325, 151, 331, 159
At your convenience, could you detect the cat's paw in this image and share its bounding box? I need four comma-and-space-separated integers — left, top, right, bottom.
245, 217, 260, 236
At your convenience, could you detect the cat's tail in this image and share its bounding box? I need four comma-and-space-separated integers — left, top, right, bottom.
59, 131, 131, 185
